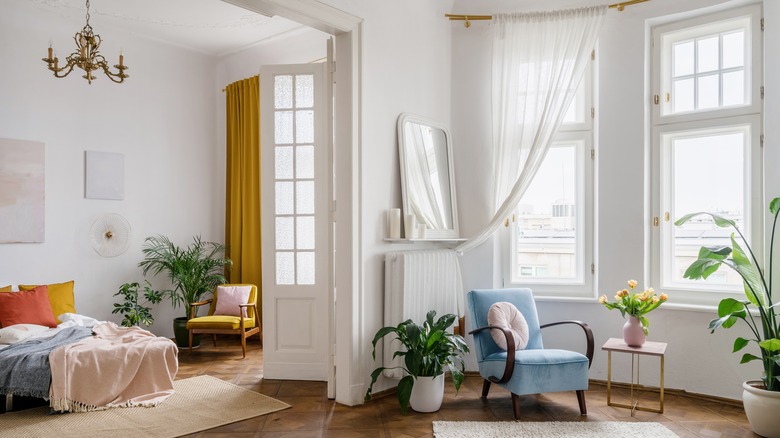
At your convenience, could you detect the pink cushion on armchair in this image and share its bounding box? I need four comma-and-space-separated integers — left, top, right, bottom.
213, 285, 252, 317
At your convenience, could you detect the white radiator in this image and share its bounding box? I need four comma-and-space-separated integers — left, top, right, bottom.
383, 249, 464, 379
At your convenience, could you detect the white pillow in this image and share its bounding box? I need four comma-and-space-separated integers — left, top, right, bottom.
57, 313, 101, 327
487, 302, 529, 351
214, 285, 253, 317
0, 324, 50, 344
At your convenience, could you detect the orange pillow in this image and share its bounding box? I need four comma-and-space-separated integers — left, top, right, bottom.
0, 286, 58, 328
0, 285, 11, 292
19, 281, 76, 323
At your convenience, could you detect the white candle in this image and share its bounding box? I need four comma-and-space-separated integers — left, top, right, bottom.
388, 208, 401, 239
404, 214, 417, 239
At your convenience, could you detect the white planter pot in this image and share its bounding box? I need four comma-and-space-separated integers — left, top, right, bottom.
743, 380, 780, 438
409, 374, 445, 413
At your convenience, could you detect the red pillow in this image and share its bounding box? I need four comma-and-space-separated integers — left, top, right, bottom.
0, 286, 58, 328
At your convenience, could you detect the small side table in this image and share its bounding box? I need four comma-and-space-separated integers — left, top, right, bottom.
602, 337, 667, 415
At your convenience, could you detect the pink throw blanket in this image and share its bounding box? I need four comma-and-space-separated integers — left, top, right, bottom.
49, 322, 179, 412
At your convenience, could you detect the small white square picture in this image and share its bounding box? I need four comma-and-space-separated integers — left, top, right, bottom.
85, 151, 124, 200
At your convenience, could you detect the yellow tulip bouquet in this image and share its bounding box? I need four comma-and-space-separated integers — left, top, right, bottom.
599, 280, 668, 335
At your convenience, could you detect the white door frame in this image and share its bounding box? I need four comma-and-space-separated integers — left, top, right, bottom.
221, 0, 364, 406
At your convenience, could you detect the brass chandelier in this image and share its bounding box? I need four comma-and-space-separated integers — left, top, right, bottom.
42, 0, 128, 84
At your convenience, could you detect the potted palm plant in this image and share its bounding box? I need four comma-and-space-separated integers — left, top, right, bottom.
364, 310, 469, 414
138, 235, 232, 347
676, 198, 780, 438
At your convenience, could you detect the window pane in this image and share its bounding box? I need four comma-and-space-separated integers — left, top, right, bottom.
673, 78, 694, 113
296, 110, 314, 144
276, 217, 294, 250
673, 41, 694, 77
722, 70, 745, 106
296, 181, 314, 214
722, 31, 744, 69
697, 74, 720, 109
296, 216, 315, 250
275, 181, 294, 215
514, 145, 577, 280
296, 145, 314, 179
297, 252, 315, 285
670, 131, 745, 287
274, 75, 293, 109
295, 74, 314, 108
275, 111, 293, 144
275, 146, 293, 179
276, 252, 295, 285
696, 36, 719, 73
561, 93, 579, 124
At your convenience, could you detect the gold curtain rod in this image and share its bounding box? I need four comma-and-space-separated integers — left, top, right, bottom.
446, 0, 651, 27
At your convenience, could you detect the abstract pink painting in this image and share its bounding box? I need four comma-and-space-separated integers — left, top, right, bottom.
0, 138, 45, 243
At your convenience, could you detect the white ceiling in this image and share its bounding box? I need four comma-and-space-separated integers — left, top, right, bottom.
26, 0, 304, 57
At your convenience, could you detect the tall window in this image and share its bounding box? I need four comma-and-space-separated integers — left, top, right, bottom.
651, 5, 762, 305
505, 60, 594, 296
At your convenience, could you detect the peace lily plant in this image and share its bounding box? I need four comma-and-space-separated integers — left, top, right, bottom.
365, 310, 469, 414
675, 198, 780, 393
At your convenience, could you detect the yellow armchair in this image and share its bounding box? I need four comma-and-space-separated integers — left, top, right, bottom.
186, 284, 261, 358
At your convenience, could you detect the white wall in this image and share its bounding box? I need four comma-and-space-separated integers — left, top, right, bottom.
452, 0, 775, 400
0, 1, 220, 337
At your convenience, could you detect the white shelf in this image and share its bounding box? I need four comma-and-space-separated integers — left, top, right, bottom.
384, 238, 467, 243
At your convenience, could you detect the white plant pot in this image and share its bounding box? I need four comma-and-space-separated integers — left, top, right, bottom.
409, 374, 445, 413
743, 380, 780, 438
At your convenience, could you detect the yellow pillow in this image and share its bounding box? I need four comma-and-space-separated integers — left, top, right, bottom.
19, 281, 76, 323
0, 285, 11, 292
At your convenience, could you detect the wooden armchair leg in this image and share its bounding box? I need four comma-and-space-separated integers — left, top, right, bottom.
511, 393, 522, 420
576, 390, 587, 415
241, 334, 247, 358
481, 380, 491, 398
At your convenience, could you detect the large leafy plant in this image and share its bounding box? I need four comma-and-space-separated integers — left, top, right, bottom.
364, 310, 469, 414
676, 197, 780, 392
139, 235, 232, 319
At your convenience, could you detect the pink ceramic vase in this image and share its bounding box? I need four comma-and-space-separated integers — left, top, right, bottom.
623, 316, 646, 347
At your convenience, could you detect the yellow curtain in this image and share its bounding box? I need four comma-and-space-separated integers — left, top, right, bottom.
225, 75, 262, 321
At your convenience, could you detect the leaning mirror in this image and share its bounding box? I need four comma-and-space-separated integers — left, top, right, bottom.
397, 113, 460, 240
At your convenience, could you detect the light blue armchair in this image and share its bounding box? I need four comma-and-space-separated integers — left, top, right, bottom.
466, 289, 594, 419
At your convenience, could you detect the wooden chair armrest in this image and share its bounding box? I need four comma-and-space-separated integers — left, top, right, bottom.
189, 299, 213, 319
468, 325, 516, 383
540, 320, 594, 368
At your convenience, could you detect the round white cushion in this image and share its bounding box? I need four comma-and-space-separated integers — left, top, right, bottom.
487, 302, 529, 351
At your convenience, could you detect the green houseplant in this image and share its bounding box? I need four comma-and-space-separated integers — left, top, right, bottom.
365, 310, 469, 414
676, 198, 780, 437
112, 281, 163, 327
138, 235, 232, 346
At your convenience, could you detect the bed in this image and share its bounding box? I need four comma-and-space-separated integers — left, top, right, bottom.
0, 314, 179, 413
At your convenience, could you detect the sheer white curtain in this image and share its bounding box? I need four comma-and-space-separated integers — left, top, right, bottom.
456, 6, 606, 253
406, 124, 448, 229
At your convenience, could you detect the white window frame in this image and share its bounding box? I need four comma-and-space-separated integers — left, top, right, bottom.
502, 55, 595, 297
652, 4, 762, 126
650, 4, 763, 306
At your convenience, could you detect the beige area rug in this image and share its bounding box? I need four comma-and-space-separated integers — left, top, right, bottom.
433, 421, 678, 437
0, 375, 290, 438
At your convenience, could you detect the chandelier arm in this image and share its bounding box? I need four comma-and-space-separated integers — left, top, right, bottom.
50, 62, 77, 79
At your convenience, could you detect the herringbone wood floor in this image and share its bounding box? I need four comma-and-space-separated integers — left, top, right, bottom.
178, 336, 757, 437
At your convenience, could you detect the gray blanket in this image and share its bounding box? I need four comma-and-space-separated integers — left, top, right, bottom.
0, 326, 93, 399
